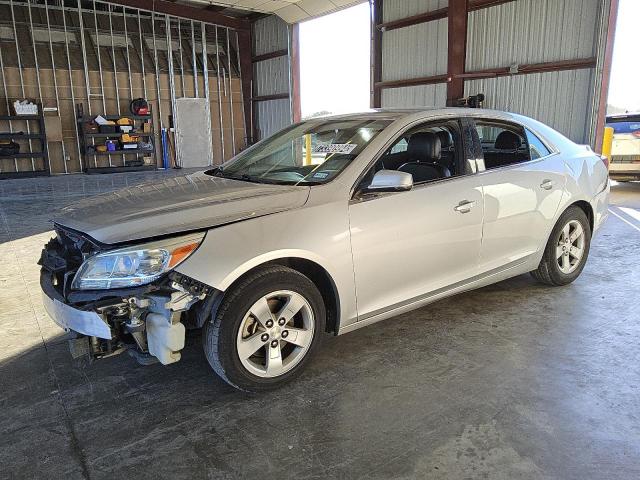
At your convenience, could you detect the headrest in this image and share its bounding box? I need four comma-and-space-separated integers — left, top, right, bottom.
495, 131, 522, 150
407, 132, 441, 161
436, 130, 453, 148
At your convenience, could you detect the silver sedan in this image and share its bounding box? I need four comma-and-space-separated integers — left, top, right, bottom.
40, 109, 610, 391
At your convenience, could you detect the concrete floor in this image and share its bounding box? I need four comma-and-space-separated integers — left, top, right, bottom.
1, 171, 639, 480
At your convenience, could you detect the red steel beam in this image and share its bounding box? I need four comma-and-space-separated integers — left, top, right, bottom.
447, 0, 468, 105
252, 93, 290, 102
378, 6, 447, 32
595, 0, 619, 153
375, 74, 449, 90
371, 0, 384, 108
459, 57, 598, 80
375, 57, 598, 91
107, 0, 249, 30
251, 49, 288, 63
378, 0, 515, 32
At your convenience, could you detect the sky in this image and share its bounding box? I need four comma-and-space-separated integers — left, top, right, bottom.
299, 0, 638, 116
298, 2, 371, 118
608, 0, 640, 112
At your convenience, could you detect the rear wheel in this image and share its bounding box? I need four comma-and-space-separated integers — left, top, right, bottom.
531, 206, 591, 286
203, 266, 325, 391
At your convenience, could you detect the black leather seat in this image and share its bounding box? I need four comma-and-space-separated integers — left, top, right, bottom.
398, 132, 450, 183
485, 131, 524, 168
436, 130, 454, 175
495, 130, 522, 150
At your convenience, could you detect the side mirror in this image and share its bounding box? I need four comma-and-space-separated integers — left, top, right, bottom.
364, 169, 413, 193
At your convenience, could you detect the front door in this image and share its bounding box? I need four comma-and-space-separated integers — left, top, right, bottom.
348, 119, 484, 321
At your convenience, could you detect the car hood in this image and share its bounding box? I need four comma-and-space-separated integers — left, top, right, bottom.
54, 171, 310, 244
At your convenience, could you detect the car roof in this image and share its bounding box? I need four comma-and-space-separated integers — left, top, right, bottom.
306, 108, 575, 151
306, 108, 519, 122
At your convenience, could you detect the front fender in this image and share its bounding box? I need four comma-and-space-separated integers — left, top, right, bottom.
175, 200, 358, 327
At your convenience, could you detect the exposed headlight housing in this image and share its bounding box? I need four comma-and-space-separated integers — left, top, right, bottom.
72, 232, 205, 290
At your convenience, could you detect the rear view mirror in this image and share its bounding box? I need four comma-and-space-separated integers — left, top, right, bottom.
365, 169, 413, 193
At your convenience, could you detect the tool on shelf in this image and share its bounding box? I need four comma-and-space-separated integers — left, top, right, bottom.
76, 103, 156, 174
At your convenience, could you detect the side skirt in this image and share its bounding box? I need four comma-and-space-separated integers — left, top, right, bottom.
337, 257, 532, 335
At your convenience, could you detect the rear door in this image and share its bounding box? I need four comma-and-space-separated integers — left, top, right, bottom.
471, 118, 566, 274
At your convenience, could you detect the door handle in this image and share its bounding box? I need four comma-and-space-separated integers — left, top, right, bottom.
454, 200, 475, 213
540, 179, 555, 190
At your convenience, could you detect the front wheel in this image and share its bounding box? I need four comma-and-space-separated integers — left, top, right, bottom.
203, 266, 325, 392
531, 206, 591, 286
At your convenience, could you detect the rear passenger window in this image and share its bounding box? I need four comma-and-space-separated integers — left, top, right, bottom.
526, 129, 552, 159
475, 121, 530, 169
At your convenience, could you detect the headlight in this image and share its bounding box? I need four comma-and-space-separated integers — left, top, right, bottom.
72, 232, 205, 290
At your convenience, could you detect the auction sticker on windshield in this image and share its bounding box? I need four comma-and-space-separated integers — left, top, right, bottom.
312, 143, 357, 154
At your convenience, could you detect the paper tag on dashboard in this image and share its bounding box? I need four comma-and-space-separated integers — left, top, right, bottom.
312, 143, 357, 154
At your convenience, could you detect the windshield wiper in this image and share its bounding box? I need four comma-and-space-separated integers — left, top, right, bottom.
209, 169, 283, 185
208, 168, 313, 186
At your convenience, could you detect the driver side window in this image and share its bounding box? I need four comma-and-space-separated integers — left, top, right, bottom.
374, 121, 463, 185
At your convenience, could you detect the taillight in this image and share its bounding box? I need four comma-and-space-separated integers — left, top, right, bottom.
633, 130, 640, 138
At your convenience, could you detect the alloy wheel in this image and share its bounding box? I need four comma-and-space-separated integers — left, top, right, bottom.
556, 219, 586, 274
236, 290, 315, 378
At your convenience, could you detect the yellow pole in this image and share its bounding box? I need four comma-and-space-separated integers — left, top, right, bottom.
602, 126, 614, 169
304, 134, 312, 166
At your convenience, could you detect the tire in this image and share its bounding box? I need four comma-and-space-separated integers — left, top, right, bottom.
203, 265, 326, 392
531, 206, 591, 286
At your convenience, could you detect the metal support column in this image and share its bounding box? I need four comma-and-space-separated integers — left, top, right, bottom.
62, 0, 83, 170
9, 0, 34, 169
0, 42, 17, 172
93, 0, 107, 113
201, 22, 213, 166
166, 15, 180, 167
215, 26, 225, 160
191, 20, 198, 98
137, 11, 148, 99
446, 0, 468, 106
44, 0, 68, 173
226, 28, 236, 156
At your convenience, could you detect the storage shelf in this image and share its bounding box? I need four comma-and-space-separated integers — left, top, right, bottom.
0, 170, 48, 179
83, 132, 153, 138
0, 115, 41, 121
77, 103, 156, 174
0, 152, 46, 158
78, 114, 151, 121
85, 164, 156, 174
87, 149, 153, 156
0, 133, 45, 140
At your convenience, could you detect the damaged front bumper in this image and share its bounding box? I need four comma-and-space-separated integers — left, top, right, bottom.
42, 291, 111, 340
39, 227, 218, 365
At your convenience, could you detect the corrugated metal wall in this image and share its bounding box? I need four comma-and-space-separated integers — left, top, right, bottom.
254, 56, 289, 97
382, 0, 447, 23
466, 0, 599, 71
255, 98, 291, 139
465, 0, 604, 143
252, 15, 292, 140
380, 0, 448, 108
381, 19, 448, 82
465, 69, 595, 142
378, 0, 610, 144
382, 84, 447, 108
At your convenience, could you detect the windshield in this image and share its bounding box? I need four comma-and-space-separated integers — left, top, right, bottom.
207, 118, 392, 185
